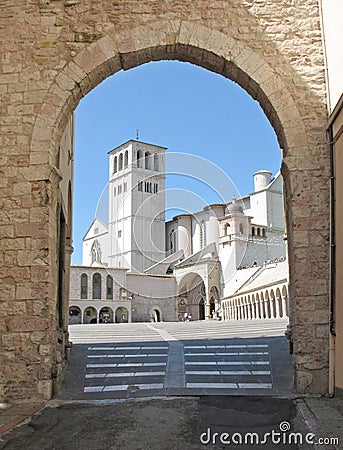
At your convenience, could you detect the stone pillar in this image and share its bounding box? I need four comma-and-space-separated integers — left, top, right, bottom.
282, 295, 288, 318
274, 293, 281, 318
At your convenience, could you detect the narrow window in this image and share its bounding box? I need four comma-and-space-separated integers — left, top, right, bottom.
92, 273, 101, 299
106, 275, 113, 300
118, 153, 123, 171
145, 152, 150, 170
113, 156, 117, 173
81, 273, 88, 299
200, 220, 207, 249
124, 151, 128, 168
154, 153, 159, 171
137, 150, 142, 168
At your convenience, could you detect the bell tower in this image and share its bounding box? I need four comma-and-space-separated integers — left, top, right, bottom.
108, 140, 166, 272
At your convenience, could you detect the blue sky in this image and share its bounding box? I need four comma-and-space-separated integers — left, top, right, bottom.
72, 61, 281, 264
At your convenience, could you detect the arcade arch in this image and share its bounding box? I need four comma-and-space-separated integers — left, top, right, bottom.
178, 273, 206, 321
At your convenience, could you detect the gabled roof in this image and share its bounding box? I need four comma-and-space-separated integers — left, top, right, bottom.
82, 217, 108, 241
175, 242, 218, 269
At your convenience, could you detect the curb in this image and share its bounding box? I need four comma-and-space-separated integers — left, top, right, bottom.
296, 399, 338, 450
0, 404, 46, 437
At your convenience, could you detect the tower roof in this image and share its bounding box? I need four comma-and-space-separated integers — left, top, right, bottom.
108, 139, 167, 155
226, 197, 244, 215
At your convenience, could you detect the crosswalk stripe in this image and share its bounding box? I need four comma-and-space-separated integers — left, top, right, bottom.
184, 344, 268, 349
84, 383, 164, 393
185, 361, 270, 366
185, 370, 271, 375
86, 371, 165, 378
186, 382, 273, 389
87, 354, 168, 358
184, 352, 268, 356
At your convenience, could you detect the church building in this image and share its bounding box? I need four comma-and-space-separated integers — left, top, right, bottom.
69, 140, 288, 324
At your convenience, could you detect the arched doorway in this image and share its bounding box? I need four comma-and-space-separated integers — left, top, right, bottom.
178, 273, 206, 321
83, 307, 97, 324
69, 306, 81, 325
150, 306, 162, 322
199, 299, 205, 321
99, 307, 114, 323
115, 307, 129, 323
209, 286, 220, 319
209, 298, 216, 318
178, 298, 188, 321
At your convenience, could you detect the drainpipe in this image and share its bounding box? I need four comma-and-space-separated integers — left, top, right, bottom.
328, 122, 336, 397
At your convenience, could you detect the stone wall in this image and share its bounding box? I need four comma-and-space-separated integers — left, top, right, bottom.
0, 0, 329, 401
126, 273, 178, 322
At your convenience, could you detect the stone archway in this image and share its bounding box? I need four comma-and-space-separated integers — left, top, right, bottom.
115, 307, 129, 323
99, 307, 114, 323
69, 306, 81, 325
178, 272, 206, 321
0, 4, 329, 402
83, 307, 97, 324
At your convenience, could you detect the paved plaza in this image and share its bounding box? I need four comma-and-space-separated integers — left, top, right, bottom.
58, 318, 293, 401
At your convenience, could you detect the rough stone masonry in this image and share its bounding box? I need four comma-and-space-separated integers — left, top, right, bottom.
0, 0, 329, 402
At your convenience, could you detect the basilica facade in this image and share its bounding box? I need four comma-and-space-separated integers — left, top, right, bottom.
69, 139, 288, 324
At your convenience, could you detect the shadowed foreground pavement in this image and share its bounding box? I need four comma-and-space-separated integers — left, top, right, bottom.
0, 396, 319, 450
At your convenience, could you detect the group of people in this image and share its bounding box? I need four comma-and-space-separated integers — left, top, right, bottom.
237, 256, 286, 271
183, 312, 193, 321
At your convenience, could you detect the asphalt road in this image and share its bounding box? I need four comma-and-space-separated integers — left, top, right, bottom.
0, 396, 314, 450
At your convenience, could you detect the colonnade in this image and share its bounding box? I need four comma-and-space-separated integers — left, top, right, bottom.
69, 305, 130, 324
222, 283, 288, 321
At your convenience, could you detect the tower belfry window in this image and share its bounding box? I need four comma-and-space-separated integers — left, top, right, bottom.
145, 152, 151, 170
154, 153, 159, 171
124, 151, 128, 168
137, 150, 142, 168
